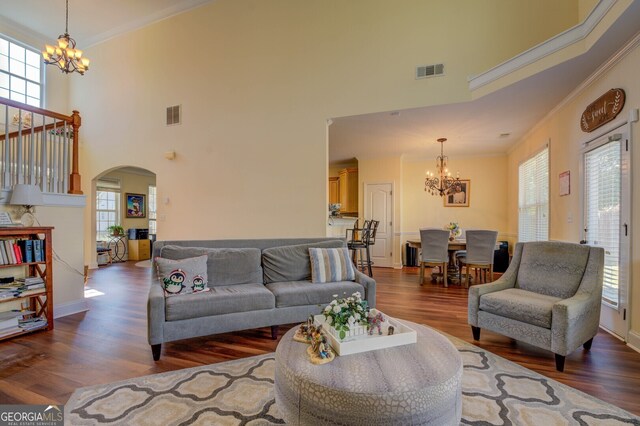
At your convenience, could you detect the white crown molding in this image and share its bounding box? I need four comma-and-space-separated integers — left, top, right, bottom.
507, 29, 640, 155
84, 0, 216, 47
468, 0, 617, 91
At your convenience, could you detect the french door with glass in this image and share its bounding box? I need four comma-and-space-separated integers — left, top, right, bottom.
582, 129, 630, 339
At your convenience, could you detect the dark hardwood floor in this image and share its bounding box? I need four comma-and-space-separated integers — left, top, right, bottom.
1, 262, 639, 415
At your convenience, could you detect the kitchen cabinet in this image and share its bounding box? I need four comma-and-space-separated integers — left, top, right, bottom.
338, 168, 358, 214
328, 177, 340, 205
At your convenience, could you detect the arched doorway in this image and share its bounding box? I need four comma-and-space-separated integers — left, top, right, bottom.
88, 166, 156, 268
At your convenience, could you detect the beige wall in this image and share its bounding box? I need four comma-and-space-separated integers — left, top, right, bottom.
506, 41, 640, 344
402, 155, 509, 245
68, 0, 578, 255
579, 0, 600, 21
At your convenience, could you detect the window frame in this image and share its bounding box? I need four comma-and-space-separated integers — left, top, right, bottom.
148, 185, 157, 235
0, 33, 45, 107
518, 145, 549, 242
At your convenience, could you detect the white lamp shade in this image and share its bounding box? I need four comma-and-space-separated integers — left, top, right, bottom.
10, 184, 44, 206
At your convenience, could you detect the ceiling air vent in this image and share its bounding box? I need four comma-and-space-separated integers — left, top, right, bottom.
166, 105, 181, 126
416, 63, 444, 79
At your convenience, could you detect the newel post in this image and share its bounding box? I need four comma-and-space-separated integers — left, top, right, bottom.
69, 110, 83, 194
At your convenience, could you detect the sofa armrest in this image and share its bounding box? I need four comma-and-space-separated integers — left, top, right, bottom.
354, 270, 377, 308
551, 292, 601, 356
147, 279, 166, 345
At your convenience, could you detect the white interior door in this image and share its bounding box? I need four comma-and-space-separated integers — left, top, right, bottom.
364, 183, 393, 268
582, 129, 630, 339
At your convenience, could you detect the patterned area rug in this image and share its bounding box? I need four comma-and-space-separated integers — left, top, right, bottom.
66, 337, 640, 425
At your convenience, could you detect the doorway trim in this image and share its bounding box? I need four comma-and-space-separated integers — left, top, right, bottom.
363, 181, 395, 268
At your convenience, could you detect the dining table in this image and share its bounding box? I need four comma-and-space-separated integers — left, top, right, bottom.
407, 239, 467, 285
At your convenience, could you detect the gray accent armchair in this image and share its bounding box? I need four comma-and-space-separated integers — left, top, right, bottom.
468, 241, 604, 372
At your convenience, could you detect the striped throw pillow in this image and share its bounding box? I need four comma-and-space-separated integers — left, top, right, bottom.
309, 247, 356, 283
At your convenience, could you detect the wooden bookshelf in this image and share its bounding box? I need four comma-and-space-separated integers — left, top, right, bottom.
0, 226, 54, 341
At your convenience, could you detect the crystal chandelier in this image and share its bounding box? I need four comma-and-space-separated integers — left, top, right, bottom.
424, 138, 461, 197
42, 0, 90, 75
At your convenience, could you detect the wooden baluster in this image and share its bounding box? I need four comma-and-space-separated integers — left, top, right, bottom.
63, 122, 69, 194
40, 115, 48, 192
17, 110, 24, 184
52, 119, 58, 193
2, 105, 9, 189
29, 115, 35, 184
69, 110, 82, 194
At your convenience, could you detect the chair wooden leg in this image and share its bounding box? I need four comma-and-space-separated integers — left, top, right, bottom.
465, 267, 470, 289
271, 325, 279, 340
419, 262, 425, 285
471, 326, 481, 341
555, 354, 566, 372
151, 344, 161, 361
443, 262, 448, 288
489, 265, 494, 282
583, 338, 594, 351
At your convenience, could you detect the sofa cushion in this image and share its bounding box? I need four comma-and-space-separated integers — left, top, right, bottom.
160, 245, 262, 286
309, 247, 355, 283
516, 242, 590, 299
156, 255, 208, 296
165, 283, 275, 321
265, 280, 364, 308
262, 240, 345, 284
479, 288, 561, 329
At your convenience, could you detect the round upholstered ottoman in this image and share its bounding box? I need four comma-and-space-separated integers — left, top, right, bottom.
274, 320, 462, 425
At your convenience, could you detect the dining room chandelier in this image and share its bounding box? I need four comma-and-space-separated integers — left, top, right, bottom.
42, 0, 90, 75
424, 138, 461, 197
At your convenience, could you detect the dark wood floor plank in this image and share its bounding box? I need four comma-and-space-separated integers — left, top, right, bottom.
0, 262, 638, 415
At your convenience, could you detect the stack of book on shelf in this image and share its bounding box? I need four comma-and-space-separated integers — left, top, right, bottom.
0, 282, 22, 300
0, 238, 45, 265
17, 276, 45, 295
0, 310, 22, 338
0, 277, 45, 301
19, 314, 47, 332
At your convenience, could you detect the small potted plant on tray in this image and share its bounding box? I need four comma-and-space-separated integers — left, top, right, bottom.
107, 225, 125, 237
323, 292, 369, 340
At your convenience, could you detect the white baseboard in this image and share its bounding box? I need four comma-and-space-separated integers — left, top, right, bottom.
54, 299, 89, 319
88, 262, 99, 270
627, 330, 640, 353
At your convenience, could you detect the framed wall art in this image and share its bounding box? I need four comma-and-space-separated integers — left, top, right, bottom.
444, 180, 470, 207
126, 193, 146, 218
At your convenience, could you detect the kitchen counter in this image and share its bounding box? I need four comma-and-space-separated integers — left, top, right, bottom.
327, 216, 357, 238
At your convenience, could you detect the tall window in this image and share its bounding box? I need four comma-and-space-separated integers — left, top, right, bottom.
96, 179, 121, 240
148, 185, 157, 235
0, 35, 42, 107
518, 147, 549, 242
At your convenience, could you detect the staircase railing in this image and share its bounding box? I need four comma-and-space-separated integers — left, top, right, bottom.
0, 98, 82, 195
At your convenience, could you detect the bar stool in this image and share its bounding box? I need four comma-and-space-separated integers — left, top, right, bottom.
347, 220, 372, 274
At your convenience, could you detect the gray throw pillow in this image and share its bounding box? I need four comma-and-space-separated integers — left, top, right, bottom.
156, 255, 208, 296
262, 240, 345, 284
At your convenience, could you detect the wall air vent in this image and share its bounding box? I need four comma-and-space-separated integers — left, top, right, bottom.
416, 63, 444, 79
166, 105, 181, 126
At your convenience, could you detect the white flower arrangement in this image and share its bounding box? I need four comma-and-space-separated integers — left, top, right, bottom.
323, 292, 369, 340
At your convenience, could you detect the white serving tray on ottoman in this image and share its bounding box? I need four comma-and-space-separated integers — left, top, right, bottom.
314, 310, 417, 356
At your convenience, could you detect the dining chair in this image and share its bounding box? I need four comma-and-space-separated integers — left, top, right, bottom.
458, 230, 498, 288
418, 229, 450, 287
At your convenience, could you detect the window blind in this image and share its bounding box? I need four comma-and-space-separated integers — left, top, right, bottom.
584, 140, 620, 306
518, 147, 549, 242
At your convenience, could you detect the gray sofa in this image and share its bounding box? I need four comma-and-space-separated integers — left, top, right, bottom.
148, 238, 376, 360
468, 241, 604, 372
